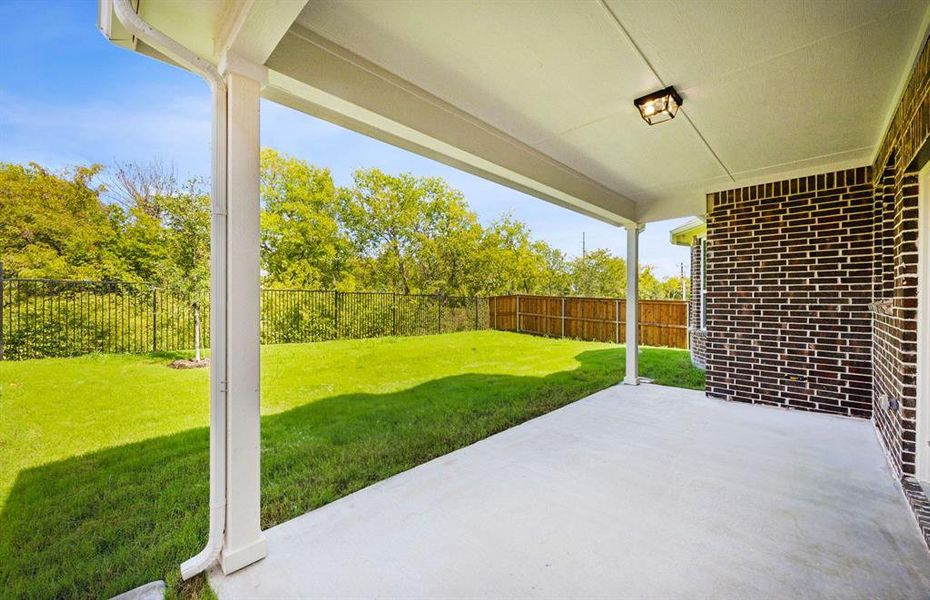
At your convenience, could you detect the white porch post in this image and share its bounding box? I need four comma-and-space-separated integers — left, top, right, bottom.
221, 70, 267, 574
624, 224, 642, 385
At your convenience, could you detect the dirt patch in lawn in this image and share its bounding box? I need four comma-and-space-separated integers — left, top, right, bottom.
168, 358, 210, 369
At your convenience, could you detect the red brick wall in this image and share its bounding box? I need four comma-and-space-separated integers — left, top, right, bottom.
704, 167, 874, 418
872, 157, 921, 477
869, 32, 930, 545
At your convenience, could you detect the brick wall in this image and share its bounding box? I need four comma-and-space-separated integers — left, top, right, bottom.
873, 34, 930, 181
689, 238, 706, 368
704, 167, 874, 418
700, 32, 930, 550
873, 159, 921, 477
869, 31, 930, 547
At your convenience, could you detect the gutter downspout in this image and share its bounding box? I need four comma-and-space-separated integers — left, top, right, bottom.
110, 0, 229, 580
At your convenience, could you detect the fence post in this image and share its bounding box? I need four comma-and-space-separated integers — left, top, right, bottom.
615, 298, 620, 344
152, 288, 158, 352
437, 297, 442, 334
561, 297, 565, 338
334, 291, 340, 339
474, 297, 479, 330
392, 293, 397, 336
516, 295, 521, 333
493, 297, 497, 330
0, 261, 4, 361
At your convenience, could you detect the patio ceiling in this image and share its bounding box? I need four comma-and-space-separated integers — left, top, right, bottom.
102, 0, 928, 224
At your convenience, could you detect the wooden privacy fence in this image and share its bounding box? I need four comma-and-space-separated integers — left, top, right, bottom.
489, 294, 688, 349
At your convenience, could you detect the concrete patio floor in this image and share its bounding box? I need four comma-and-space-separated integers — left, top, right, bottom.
209, 384, 930, 599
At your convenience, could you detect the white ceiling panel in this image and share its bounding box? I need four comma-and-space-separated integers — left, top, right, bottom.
297, 0, 659, 146
608, 0, 927, 175
286, 0, 928, 220
534, 110, 727, 198
603, 0, 923, 91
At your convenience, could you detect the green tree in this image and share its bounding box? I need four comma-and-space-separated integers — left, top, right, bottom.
0, 162, 124, 279
103, 160, 177, 283
409, 181, 484, 296
260, 149, 353, 289
109, 208, 167, 284
158, 180, 211, 360
476, 215, 564, 295
565, 250, 687, 300
340, 168, 473, 295
568, 249, 627, 297
2, 157, 691, 316
639, 266, 688, 300
103, 160, 212, 358
536, 244, 571, 296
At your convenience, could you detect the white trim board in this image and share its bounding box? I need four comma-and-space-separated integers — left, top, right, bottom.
916, 163, 930, 483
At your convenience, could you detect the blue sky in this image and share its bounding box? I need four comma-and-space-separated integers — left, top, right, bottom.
0, 0, 691, 277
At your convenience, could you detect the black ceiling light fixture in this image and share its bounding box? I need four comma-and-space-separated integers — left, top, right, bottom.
634, 86, 683, 125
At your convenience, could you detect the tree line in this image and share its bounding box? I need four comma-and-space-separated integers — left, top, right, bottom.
0, 150, 687, 299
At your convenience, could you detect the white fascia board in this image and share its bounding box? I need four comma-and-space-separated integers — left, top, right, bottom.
98, 0, 136, 50
669, 218, 706, 247
216, 0, 309, 66
265, 26, 638, 228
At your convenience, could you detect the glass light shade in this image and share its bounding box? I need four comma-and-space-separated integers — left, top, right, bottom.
634, 87, 682, 125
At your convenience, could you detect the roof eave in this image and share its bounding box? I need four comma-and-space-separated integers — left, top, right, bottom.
669, 218, 706, 246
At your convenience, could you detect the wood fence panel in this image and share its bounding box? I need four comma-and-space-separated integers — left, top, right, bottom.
489, 294, 688, 349
489, 296, 515, 332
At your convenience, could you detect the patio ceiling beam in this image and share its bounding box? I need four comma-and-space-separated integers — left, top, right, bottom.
263, 25, 638, 228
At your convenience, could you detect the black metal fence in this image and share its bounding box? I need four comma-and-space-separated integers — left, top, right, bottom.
261, 289, 488, 345
0, 267, 490, 360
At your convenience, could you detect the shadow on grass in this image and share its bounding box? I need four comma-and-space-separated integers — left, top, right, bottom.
0, 346, 698, 598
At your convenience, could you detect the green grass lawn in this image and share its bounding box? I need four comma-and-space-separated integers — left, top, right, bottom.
0, 331, 703, 598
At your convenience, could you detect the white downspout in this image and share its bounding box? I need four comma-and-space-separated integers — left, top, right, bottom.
110, 0, 229, 579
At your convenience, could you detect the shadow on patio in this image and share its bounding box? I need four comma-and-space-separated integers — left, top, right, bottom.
0, 348, 628, 598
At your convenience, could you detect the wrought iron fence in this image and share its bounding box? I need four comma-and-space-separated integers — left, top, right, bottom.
259, 289, 489, 345
0, 266, 490, 360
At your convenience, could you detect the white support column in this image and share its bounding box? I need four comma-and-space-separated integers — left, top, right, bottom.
624, 224, 642, 385
221, 70, 266, 574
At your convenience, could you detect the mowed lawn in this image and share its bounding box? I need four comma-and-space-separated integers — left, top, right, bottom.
0, 331, 704, 598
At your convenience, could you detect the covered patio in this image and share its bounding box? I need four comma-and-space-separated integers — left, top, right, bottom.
210, 383, 930, 598
97, 0, 930, 596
